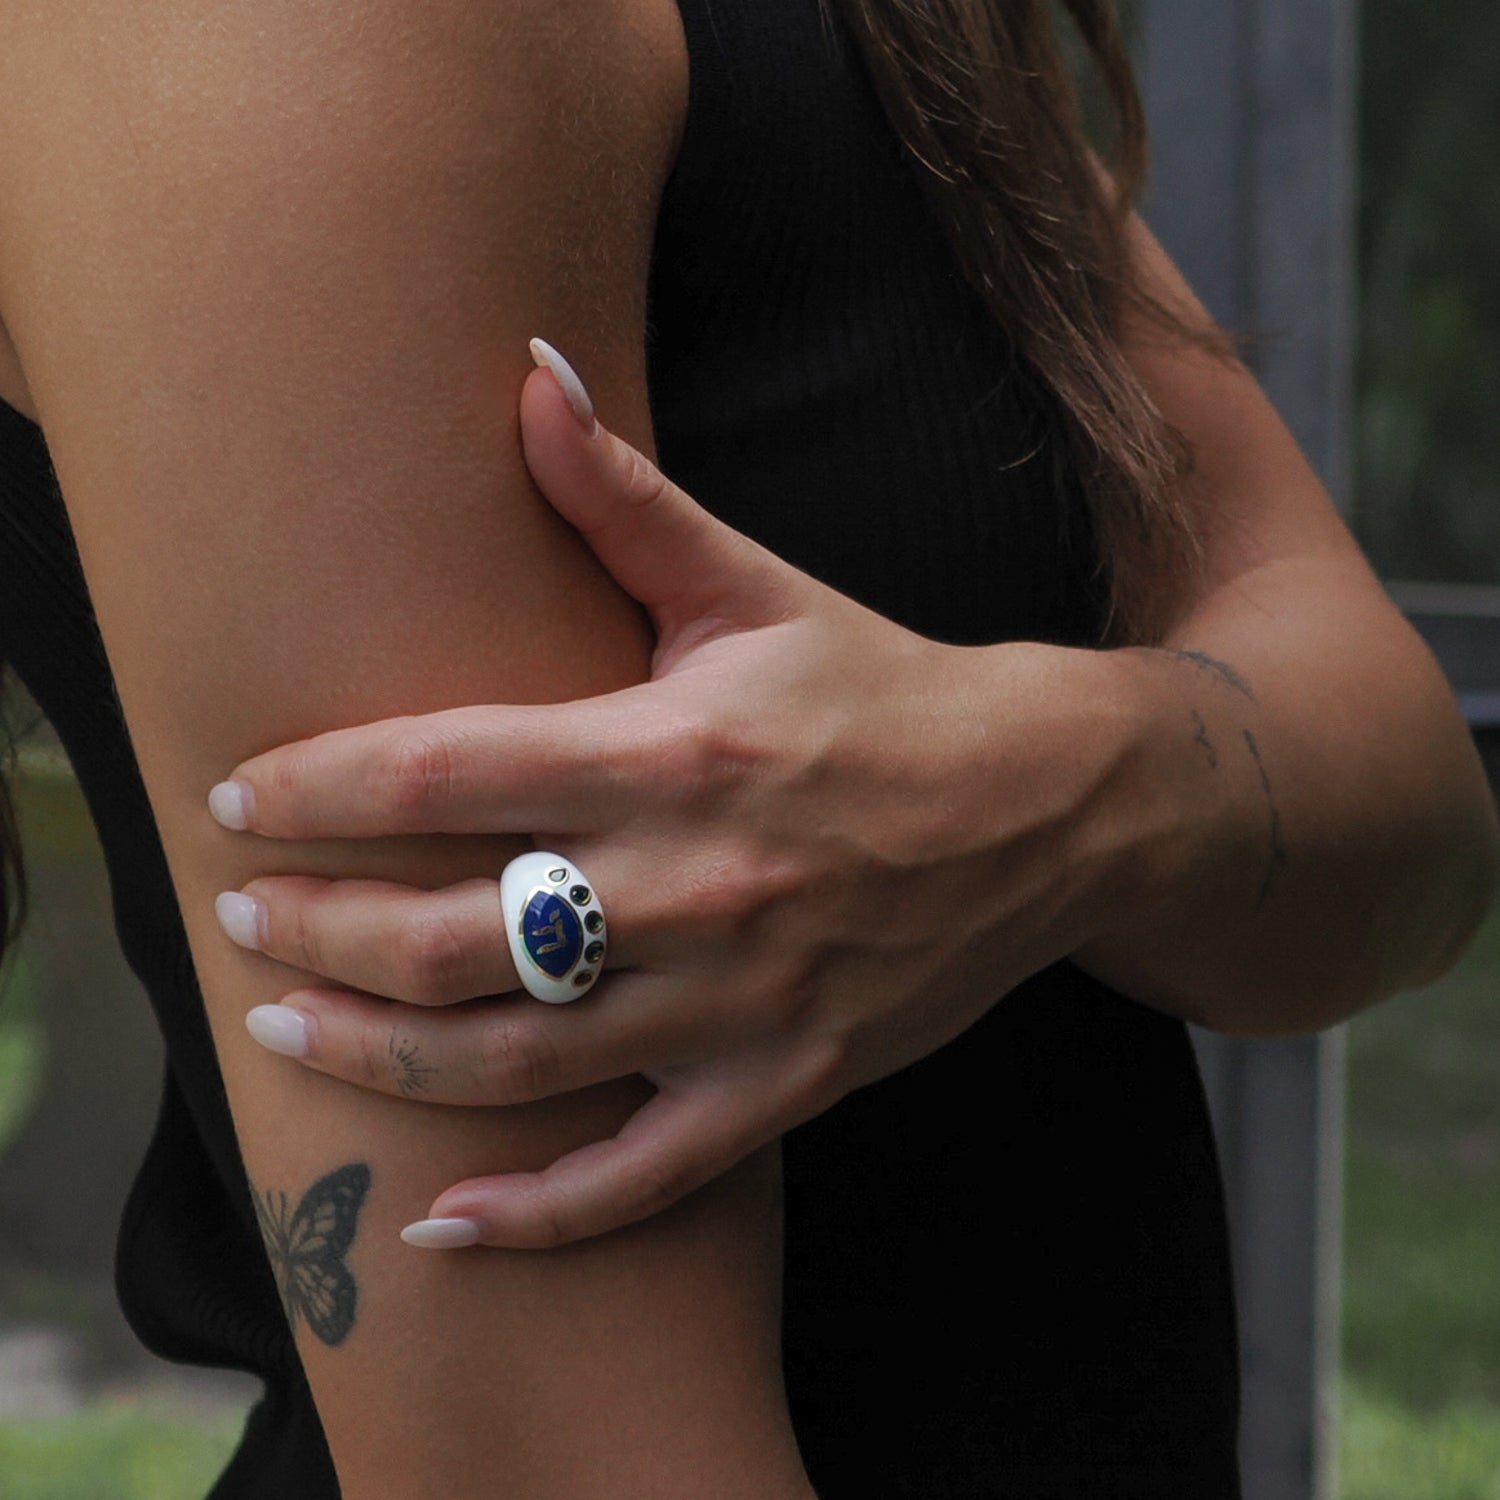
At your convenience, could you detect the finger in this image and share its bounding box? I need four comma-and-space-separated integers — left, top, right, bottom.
521, 350, 809, 638
226, 871, 639, 1006
246, 970, 685, 1106
212, 692, 672, 839
223, 876, 510, 1005
409, 1069, 768, 1248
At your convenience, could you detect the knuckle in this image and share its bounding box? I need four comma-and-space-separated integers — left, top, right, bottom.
636, 711, 755, 804
395, 912, 472, 1004
618, 445, 672, 514
354, 1023, 392, 1092
629, 1153, 690, 1222
265, 754, 307, 821
526, 1195, 573, 1251
683, 864, 762, 932
281, 897, 327, 975
793, 1029, 849, 1109
382, 725, 461, 825
683, 848, 807, 939
761, 951, 821, 1034
476, 1018, 560, 1102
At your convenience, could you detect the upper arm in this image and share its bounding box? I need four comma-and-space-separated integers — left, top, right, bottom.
0, 317, 35, 423
0, 5, 800, 1495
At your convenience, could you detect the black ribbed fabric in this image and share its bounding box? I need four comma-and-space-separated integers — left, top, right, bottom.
0, 0, 1240, 1494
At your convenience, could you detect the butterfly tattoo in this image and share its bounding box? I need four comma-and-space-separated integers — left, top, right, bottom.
251, 1162, 372, 1348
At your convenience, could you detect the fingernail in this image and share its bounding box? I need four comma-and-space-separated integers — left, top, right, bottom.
215, 891, 266, 951
208, 780, 255, 831
400, 1217, 484, 1250
529, 337, 599, 437
245, 1004, 313, 1058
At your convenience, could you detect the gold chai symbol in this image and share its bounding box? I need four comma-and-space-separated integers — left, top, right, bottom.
532, 902, 570, 955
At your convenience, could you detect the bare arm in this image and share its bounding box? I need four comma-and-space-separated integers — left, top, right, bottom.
0, 2, 809, 1494
1068, 210, 1499, 1036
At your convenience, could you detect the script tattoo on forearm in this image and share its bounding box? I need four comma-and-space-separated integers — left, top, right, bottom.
389, 1033, 437, 1097
1242, 729, 1289, 909
1190, 708, 1219, 769
1171, 643, 1287, 910
250, 1163, 371, 1348
1167, 649, 1256, 702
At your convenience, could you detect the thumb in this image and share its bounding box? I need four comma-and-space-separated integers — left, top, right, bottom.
521, 338, 804, 633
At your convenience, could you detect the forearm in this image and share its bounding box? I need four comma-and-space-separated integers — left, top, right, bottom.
1059, 553, 1498, 1036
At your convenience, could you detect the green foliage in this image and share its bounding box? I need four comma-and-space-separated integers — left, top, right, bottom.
1343, 901, 1500, 1413
0, 1023, 41, 1158
1340, 897, 1500, 1491
0, 948, 41, 1156
1341, 1381, 1500, 1500
1355, 0, 1500, 581
0, 1402, 245, 1500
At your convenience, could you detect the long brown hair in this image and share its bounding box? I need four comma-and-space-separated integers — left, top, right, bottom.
0, 0, 1209, 962
824, 0, 1222, 647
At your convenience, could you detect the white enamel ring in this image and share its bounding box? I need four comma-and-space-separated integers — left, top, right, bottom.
499, 851, 608, 1004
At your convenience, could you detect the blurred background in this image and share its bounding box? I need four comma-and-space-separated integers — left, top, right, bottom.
1356, 0, 1499, 588
0, 0, 1497, 1495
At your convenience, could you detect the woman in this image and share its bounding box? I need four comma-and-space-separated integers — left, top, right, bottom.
0, 0, 1492, 1495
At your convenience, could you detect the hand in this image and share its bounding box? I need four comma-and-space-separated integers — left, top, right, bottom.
213, 342, 1126, 1247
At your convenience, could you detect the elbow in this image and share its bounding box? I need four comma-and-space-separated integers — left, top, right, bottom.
1382, 728, 1500, 999
1192, 964, 1404, 1040
1213, 784, 1500, 1040
1083, 766, 1500, 1042
1401, 780, 1500, 993
1391, 687, 1500, 992
1194, 977, 1374, 1042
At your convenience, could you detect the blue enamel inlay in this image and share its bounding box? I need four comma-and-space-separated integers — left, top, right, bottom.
522, 890, 583, 979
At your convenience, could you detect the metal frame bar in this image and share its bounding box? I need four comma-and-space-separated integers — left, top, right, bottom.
1138, 3, 1357, 1497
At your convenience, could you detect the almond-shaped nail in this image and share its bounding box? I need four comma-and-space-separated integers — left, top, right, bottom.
401, 1217, 484, 1250
208, 780, 255, 831
529, 337, 599, 436
215, 890, 265, 950
245, 1004, 312, 1059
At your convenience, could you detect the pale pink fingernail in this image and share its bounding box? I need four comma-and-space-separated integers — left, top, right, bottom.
245, 1004, 312, 1058
208, 780, 255, 831
529, 337, 599, 436
400, 1217, 484, 1250
215, 891, 265, 950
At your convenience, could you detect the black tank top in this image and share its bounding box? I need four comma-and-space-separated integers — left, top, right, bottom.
0, 1, 1241, 1494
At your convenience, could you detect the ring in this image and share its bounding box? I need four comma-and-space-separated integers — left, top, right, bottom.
499, 850, 608, 1004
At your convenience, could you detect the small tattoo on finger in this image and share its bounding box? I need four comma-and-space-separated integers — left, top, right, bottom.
389, 1034, 437, 1096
